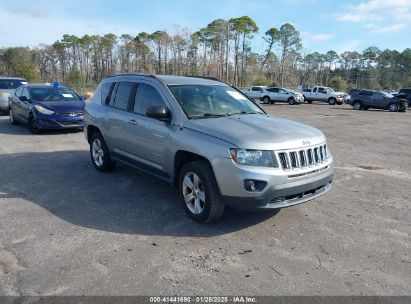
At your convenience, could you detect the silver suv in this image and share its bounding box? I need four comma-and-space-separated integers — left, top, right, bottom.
84, 74, 334, 222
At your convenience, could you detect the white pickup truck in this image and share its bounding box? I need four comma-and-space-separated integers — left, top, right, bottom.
240, 86, 267, 99
302, 86, 348, 105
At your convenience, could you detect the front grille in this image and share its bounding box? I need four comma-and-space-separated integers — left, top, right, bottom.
60, 112, 83, 117
277, 144, 328, 171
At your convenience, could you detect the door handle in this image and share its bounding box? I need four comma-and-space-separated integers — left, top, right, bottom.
128, 119, 137, 125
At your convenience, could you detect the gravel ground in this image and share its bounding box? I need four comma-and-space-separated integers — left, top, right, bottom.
0, 103, 410, 296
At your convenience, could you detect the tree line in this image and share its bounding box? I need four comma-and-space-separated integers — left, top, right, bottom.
0, 16, 410, 92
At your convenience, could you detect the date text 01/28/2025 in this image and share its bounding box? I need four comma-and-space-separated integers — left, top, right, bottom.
149, 296, 257, 303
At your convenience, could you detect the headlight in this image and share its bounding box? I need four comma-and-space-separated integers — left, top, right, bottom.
230, 149, 278, 167
34, 105, 55, 115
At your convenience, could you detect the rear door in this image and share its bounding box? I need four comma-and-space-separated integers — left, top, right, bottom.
10, 87, 23, 120
103, 81, 136, 153
317, 87, 328, 101
267, 88, 279, 100
370, 92, 386, 109
250, 87, 262, 99
17, 87, 32, 121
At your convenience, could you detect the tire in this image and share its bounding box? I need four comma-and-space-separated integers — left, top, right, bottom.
262, 96, 271, 104
353, 102, 362, 110
90, 132, 116, 172
288, 97, 296, 105
179, 161, 224, 223
9, 108, 17, 125
362, 106, 369, 110
328, 98, 336, 105
389, 103, 399, 112
28, 114, 41, 134
269, 99, 275, 104
306, 100, 313, 104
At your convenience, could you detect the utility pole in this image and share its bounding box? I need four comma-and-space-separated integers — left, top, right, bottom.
226, 23, 229, 83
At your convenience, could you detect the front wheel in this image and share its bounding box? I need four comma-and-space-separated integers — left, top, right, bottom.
90, 132, 116, 172
328, 98, 336, 105
179, 161, 224, 223
288, 97, 296, 105
28, 114, 41, 134
389, 103, 399, 112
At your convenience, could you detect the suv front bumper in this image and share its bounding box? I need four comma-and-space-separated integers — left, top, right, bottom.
213, 158, 334, 210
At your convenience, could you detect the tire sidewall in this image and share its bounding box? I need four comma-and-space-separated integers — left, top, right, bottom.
389, 103, 398, 112
329, 98, 336, 105
288, 97, 295, 105
353, 102, 362, 110
263, 97, 270, 104
179, 162, 222, 222
90, 133, 114, 172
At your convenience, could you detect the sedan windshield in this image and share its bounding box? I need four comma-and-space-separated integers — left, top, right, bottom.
31, 87, 81, 101
0, 79, 27, 89
168, 85, 264, 119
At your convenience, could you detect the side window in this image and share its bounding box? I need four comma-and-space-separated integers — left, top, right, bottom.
101, 82, 115, 105
278, 89, 286, 94
251, 87, 260, 92
133, 83, 166, 116
15, 87, 23, 97
318, 87, 326, 93
113, 82, 134, 111
21, 88, 30, 99
269, 88, 279, 93
313, 87, 317, 93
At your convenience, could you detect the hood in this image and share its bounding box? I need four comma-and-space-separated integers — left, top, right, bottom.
37, 100, 85, 113
184, 114, 326, 150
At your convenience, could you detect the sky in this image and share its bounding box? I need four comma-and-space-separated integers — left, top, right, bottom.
0, 0, 410, 54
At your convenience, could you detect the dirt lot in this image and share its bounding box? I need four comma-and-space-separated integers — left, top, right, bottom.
0, 103, 410, 296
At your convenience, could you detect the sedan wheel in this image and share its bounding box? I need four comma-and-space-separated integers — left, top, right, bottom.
183, 172, 206, 215
28, 115, 41, 133
263, 96, 270, 104
9, 108, 17, 125
389, 103, 399, 112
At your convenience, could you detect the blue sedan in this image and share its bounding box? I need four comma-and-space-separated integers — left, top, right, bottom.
8, 84, 86, 133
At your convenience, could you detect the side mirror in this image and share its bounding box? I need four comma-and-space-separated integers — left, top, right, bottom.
146, 106, 171, 121
19, 96, 29, 102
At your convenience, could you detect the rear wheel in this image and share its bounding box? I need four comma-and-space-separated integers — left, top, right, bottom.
9, 108, 17, 125
353, 102, 362, 110
389, 103, 399, 112
306, 99, 313, 104
179, 161, 224, 223
90, 132, 116, 172
262, 96, 271, 104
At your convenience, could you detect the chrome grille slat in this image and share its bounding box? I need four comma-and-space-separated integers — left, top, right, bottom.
277, 144, 328, 171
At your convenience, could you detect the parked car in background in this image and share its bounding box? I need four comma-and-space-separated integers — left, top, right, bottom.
260, 87, 304, 105
84, 74, 334, 222
8, 83, 86, 133
397, 88, 411, 107
348, 90, 407, 112
240, 86, 267, 99
302, 86, 348, 105
0, 77, 28, 114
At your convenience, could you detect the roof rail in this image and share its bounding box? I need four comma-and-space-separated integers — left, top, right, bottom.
186, 75, 224, 82
108, 73, 156, 78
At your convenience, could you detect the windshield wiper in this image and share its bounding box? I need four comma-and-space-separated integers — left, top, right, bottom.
228, 111, 263, 116
188, 113, 228, 119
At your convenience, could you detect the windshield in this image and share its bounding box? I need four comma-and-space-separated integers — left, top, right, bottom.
168, 85, 264, 119
0, 79, 27, 90
31, 87, 81, 101
380, 91, 394, 98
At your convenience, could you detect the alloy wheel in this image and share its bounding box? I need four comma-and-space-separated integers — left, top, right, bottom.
92, 138, 104, 166
182, 172, 206, 215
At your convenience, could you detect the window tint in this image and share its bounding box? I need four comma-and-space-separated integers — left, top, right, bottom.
0, 79, 26, 89
278, 89, 286, 94
15, 87, 23, 96
313, 88, 317, 93
318, 87, 326, 93
21, 88, 30, 99
113, 82, 134, 110
251, 87, 262, 91
134, 83, 165, 115
101, 82, 115, 105
267, 88, 278, 93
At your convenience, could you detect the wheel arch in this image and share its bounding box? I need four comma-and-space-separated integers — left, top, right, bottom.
87, 125, 101, 144
173, 150, 214, 187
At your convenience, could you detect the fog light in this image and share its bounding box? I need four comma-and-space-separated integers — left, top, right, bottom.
244, 180, 267, 192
